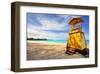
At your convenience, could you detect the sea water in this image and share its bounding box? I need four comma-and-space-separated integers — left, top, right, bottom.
31, 40, 66, 43
31, 40, 89, 44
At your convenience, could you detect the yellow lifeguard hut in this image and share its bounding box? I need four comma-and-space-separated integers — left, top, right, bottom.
66, 17, 89, 57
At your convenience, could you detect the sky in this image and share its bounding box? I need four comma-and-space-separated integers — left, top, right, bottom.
27, 13, 89, 41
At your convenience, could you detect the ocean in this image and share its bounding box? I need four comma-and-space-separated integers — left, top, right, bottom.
31, 40, 89, 44
31, 40, 66, 43
47, 40, 66, 43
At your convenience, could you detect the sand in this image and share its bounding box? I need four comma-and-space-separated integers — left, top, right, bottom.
27, 41, 85, 60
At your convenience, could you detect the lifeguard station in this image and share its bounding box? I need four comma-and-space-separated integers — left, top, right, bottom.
66, 17, 89, 57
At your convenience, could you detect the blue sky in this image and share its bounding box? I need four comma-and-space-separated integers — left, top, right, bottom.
27, 13, 89, 41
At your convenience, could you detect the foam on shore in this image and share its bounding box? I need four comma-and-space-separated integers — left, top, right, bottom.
27, 40, 66, 45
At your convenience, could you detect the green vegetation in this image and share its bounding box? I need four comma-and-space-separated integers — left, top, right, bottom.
27, 38, 47, 40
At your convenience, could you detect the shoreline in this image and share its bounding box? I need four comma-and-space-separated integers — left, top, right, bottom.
27, 40, 66, 45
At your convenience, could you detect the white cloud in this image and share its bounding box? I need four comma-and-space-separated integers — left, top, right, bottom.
27, 25, 67, 40
40, 20, 66, 30
57, 15, 70, 20
37, 16, 69, 31
27, 14, 70, 40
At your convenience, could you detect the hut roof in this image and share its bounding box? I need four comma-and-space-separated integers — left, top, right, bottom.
69, 17, 84, 26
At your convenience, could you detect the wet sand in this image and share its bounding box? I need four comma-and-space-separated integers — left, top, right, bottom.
27, 41, 85, 60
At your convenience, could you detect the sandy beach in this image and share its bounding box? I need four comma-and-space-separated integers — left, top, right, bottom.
27, 41, 85, 60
